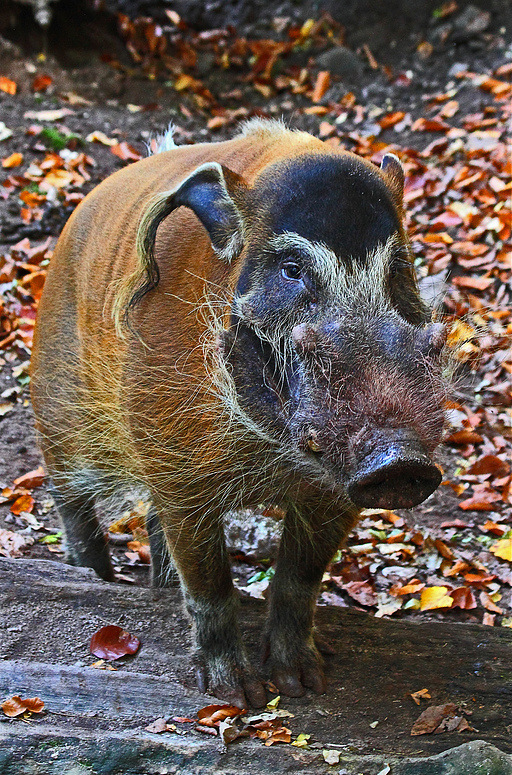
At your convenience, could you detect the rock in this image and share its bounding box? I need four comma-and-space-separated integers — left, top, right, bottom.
195, 51, 217, 78
315, 46, 364, 83
224, 508, 281, 559
452, 5, 491, 41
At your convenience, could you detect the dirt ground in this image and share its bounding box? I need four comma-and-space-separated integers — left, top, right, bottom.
0, 3, 511, 623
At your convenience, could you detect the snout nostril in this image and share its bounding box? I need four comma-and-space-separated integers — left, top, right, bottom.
348, 458, 442, 510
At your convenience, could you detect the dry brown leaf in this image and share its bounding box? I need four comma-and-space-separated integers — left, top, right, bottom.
411, 703, 457, 735
197, 704, 244, 727
13, 466, 45, 489
1, 695, 44, 717
89, 625, 140, 660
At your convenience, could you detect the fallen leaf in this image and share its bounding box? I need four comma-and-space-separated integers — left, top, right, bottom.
10, 494, 35, 515
467, 455, 509, 476
450, 587, 477, 610
197, 704, 244, 727
89, 625, 140, 660
13, 466, 45, 489
291, 732, 310, 748
490, 539, 512, 562
111, 142, 142, 162
480, 590, 504, 614
411, 117, 450, 132
24, 109, 73, 121
207, 116, 228, 130
32, 74, 52, 92
411, 703, 457, 735
0, 77, 17, 95
452, 276, 494, 291
410, 688, 431, 705
379, 111, 406, 129
218, 718, 244, 744
342, 580, 377, 606
264, 727, 292, 746
86, 130, 118, 146
482, 612, 495, 626
445, 430, 483, 445
420, 587, 453, 611
1, 695, 44, 717
312, 71, 330, 102
2, 153, 23, 168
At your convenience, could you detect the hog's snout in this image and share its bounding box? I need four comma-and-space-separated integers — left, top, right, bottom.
347, 430, 441, 509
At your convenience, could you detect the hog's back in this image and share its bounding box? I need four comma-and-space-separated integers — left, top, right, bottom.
31, 129, 324, 484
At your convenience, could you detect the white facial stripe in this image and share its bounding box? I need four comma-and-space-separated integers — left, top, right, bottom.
270, 231, 402, 306
270, 231, 341, 295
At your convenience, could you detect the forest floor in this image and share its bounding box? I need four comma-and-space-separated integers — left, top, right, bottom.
0, 4, 511, 633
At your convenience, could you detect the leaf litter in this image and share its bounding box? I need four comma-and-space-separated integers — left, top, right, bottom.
0, 5, 511, 638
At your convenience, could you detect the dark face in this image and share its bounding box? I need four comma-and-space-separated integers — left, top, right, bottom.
219, 152, 447, 509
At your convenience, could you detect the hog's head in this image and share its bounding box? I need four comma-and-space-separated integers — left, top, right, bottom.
138, 145, 447, 510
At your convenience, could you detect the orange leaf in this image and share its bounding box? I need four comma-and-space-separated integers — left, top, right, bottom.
197, 704, 244, 726
450, 587, 477, 610
111, 142, 142, 162
420, 586, 453, 611
452, 276, 494, 291
445, 430, 483, 445
303, 106, 329, 115
207, 116, 228, 130
264, 728, 292, 746
397, 581, 425, 595
2, 153, 23, 168
90, 625, 140, 660
480, 590, 503, 614
10, 494, 35, 515
1, 695, 44, 717
32, 74, 52, 92
467, 455, 509, 476
378, 111, 405, 129
434, 539, 455, 560
0, 77, 17, 95
312, 71, 330, 103
411, 117, 450, 132
479, 520, 506, 537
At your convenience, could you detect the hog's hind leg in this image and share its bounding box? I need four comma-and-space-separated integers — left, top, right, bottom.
265, 497, 359, 697
49, 481, 114, 582
146, 505, 180, 587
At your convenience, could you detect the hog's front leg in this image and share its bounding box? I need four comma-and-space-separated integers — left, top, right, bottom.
265, 498, 359, 697
157, 502, 267, 708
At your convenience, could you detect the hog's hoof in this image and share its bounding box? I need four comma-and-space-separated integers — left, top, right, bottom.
194, 660, 267, 709
268, 641, 327, 697
272, 661, 327, 697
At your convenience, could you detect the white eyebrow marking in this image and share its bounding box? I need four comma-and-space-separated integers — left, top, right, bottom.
269, 231, 401, 304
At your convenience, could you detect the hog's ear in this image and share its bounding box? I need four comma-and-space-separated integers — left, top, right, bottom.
137, 162, 245, 264
380, 153, 404, 208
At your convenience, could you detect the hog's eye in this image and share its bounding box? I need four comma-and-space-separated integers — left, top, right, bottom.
281, 262, 303, 281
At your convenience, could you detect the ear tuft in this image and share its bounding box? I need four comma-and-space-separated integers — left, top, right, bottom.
380, 153, 404, 206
